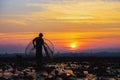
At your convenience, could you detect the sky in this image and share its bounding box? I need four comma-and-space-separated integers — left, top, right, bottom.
0, 0, 120, 53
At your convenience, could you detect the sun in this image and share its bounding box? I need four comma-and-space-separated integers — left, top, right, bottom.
70, 42, 77, 49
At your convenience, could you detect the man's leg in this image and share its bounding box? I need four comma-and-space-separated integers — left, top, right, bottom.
36, 49, 43, 71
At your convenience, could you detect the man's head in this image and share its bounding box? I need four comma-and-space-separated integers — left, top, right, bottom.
39, 33, 43, 37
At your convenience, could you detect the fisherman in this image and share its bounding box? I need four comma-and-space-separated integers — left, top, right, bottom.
33, 33, 44, 71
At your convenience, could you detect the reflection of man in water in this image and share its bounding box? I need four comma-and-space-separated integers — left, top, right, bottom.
33, 33, 44, 71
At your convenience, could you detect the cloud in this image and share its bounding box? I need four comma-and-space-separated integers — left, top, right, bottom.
101, 0, 120, 2
27, 3, 42, 7
25, 1, 120, 24
0, 0, 120, 32
0, 19, 27, 26
1, 0, 120, 24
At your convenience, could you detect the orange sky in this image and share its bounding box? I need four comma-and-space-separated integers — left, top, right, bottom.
0, 32, 120, 53
0, 0, 120, 53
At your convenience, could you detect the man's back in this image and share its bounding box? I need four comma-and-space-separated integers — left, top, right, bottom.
34, 37, 44, 48
33, 37, 44, 48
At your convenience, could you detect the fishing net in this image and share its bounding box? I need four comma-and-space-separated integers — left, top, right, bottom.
25, 38, 54, 59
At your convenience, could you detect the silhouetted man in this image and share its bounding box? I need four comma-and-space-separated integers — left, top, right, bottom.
33, 33, 44, 71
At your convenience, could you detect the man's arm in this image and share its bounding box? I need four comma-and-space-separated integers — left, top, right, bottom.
33, 38, 36, 48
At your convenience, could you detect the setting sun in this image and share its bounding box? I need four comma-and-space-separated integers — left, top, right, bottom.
70, 42, 77, 49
